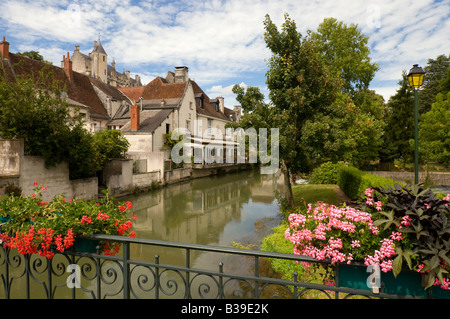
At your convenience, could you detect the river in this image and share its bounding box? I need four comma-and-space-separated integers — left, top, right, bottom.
124, 170, 286, 269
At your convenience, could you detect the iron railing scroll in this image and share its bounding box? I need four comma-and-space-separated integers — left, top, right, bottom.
0, 234, 428, 299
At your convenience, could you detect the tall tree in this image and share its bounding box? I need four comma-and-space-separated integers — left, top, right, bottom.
264, 13, 340, 207
418, 92, 450, 167
418, 54, 450, 114
381, 73, 415, 167
311, 18, 379, 96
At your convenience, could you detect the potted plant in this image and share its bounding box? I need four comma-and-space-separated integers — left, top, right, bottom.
0, 182, 137, 259
365, 184, 450, 290
284, 184, 450, 298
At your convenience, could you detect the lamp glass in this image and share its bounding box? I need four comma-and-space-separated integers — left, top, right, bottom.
407, 65, 425, 89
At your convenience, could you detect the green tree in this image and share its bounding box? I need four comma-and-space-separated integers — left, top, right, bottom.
93, 129, 130, 169
418, 54, 450, 114
228, 84, 274, 131
381, 73, 415, 167
264, 13, 340, 207
0, 65, 76, 167
301, 92, 385, 169
418, 92, 450, 167
311, 18, 379, 96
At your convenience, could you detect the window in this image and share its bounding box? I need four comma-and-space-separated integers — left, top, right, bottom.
207, 119, 212, 129
166, 123, 171, 134
186, 120, 190, 132
195, 94, 204, 108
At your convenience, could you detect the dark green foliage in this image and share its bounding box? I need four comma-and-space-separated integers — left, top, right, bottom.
337, 166, 397, 199
93, 129, 130, 167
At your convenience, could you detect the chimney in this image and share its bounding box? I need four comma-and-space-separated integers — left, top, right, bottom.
174, 66, 189, 83
218, 96, 225, 113
63, 52, 73, 82
0, 37, 10, 59
233, 105, 242, 122
130, 100, 140, 131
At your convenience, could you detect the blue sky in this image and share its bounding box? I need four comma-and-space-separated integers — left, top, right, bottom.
0, 0, 448, 108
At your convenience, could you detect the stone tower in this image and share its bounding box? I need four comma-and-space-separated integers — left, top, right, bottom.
89, 38, 107, 83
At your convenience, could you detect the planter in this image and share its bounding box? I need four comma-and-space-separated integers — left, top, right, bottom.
336, 264, 450, 299
73, 238, 100, 253
0, 216, 11, 223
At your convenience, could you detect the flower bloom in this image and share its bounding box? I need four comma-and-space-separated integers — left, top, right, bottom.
286, 202, 380, 265
81, 215, 92, 225
399, 215, 412, 228
97, 212, 110, 222
351, 240, 361, 248
390, 231, 403, 241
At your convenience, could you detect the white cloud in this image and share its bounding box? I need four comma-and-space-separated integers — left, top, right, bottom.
0, 0, 448, 104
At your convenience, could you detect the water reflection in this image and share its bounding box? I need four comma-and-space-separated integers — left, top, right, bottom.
124, 170, 285, 269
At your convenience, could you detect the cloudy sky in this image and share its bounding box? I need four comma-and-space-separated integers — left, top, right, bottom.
0, 0, 448, 108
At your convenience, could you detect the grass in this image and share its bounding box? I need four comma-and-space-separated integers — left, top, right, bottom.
291, 184, 345, 212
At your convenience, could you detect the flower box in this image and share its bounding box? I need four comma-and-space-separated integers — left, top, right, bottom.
336, 264, 450, 299
72, 238, 100, 253
0, 182, 136, 259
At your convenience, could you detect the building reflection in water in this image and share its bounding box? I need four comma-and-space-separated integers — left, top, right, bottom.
124, 170, 285, 270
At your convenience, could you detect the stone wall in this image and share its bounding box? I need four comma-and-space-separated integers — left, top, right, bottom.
367, 171, 450, 186
164, 168, 192, 184
0, 139, 21, 177
0, 139, 98, 201
132, 171, 160, 188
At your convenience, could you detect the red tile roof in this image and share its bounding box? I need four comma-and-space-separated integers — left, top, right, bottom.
141, 77, 187, 100
118, 86, 145, 103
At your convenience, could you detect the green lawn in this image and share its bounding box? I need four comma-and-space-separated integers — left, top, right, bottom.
291, 184, 345, 211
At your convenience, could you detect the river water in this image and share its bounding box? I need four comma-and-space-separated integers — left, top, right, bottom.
124, 170, 285, 269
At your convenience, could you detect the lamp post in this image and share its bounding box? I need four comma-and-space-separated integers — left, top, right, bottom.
407, 64, 425, 185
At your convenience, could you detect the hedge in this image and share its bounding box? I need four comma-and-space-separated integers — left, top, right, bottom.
308, 162, 346, 184
338, 166, 399, 200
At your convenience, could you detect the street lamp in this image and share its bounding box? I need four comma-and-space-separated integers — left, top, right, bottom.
407, 64, 425, 185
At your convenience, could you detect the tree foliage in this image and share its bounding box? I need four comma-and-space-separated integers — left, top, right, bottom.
381, 74, 415, 166
418, 92, 450, 167
0, 65, 78, 168
301, 92, 385, 168
418, 54, 450, 114
263, 13, 341, 206
311, 18, 379, 96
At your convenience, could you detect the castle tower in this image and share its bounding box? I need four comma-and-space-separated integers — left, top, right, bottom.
89, 38, 107, 83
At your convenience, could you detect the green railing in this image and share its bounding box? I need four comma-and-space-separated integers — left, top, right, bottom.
0, 234, 424, 299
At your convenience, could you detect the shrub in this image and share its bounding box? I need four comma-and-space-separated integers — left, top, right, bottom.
338, 165, 398, 199
309, 162, 346, 184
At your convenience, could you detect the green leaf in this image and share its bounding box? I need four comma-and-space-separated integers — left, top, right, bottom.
429, 255, 440, 270
392, 253, 403, 278
438, 250, 450, 265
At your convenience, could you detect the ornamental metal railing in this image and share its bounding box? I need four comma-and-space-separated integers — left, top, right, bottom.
0, 234, 423, 299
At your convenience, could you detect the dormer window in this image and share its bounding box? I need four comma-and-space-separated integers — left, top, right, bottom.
195, 93, 204, 108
